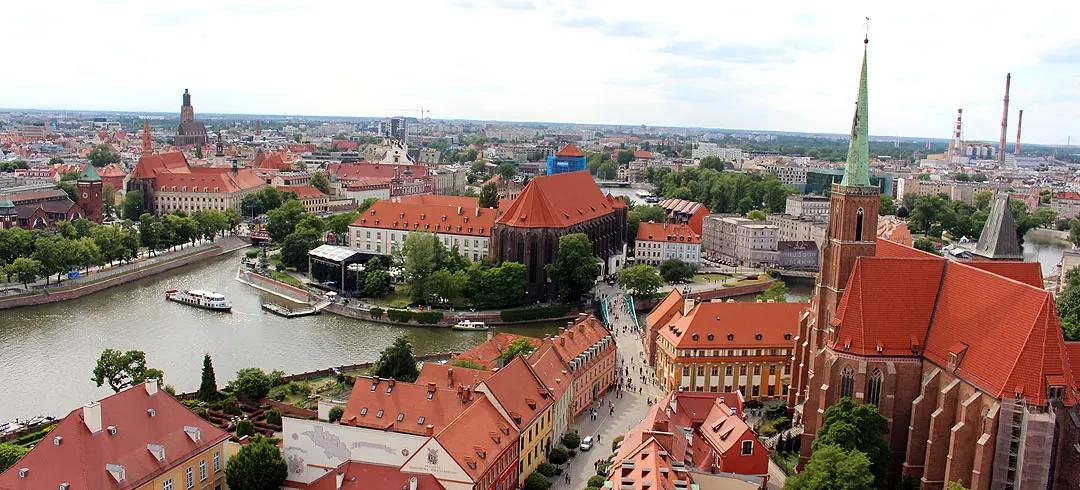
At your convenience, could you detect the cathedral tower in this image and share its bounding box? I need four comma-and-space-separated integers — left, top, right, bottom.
180, 89, 194, 124
141, 120, 153, 155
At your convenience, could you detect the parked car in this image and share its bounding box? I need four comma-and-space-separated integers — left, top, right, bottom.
579, 436, 594, 451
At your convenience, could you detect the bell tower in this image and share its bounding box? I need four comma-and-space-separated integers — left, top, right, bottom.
77, 165, 104, 223
141, 120, 153, 155
180, 89, 194, 124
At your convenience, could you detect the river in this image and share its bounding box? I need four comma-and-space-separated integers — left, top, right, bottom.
0, 250, 558, 422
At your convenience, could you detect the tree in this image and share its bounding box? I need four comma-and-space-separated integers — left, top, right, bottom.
784, 444, 874, 490
954, 172, 971, 182
546, 233, 600, 301
55, 181, 77, 201
198, 353, 220, 402
328, 405, 345, 423
548, 446, 569, 465
48, 156, 64, 165
427, 269, 468, 304
974, 190, 993, 211
917, 173, 931, 181
496, 162, 517, 180
364, 269, 391, 297
914, 238, 937, 254
267, 199, 308, 243
265, 408, 283, 426
617, 264, 664, 296
195, 145, 204, 160
232, 368, 273, 400
1031, 207, 1057, 229
280, 228, 322, 271
537, 462, 557, 478
225, 437, 287, 490
447, 359, 487, 370
659, 259, 696, 283
617, 149, 635, 165
91, 349, 164, 393
588, 476, 607, 487
478, 181, 500, 209
501, 338, 537, 364
756, 281, 789, 302
324, 211, 359, 237
357, 197, 379, 214
879, 194, 897, 216
122, 191, 145, 220
9, 257, 41, 289
972, 172, 988, 182
87, 144, 120, 167
597, 161, 618, 180
401, 232, 445, 303
0, 443, 29, 473
699, 156, 725, 171
236, 419, 255, 438
373, 334, 420, 382
747, 209, 766, 220
309, 172, 332, 194
524, 472, 548, 490
811, 398, 890, 487
627, 205, 667, 247
561, 431, 581, 448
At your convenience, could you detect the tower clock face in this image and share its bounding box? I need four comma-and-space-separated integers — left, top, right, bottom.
82, 193, 88, 199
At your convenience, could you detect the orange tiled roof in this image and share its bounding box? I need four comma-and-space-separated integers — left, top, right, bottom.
647, 289, 685, 330
479, 357, 552, 429
277, 185, 327, 200
305, 462, 445, 490
554, 143, 584, 158
636, 222, 700, 244
327, 162, 430, 181
527, 341, 572, 400
451, 333, 542, 370
1067, 342, 1080, 386
551, 316, 611, 365
1053, 192, 1080, 201
658, 301, 805, 350
350, 199, 497, 238
98, 163, 126, 178
416, 362, 493, 390
130, 152, 190, 180
495, 171, 615, 228
964, 261, 1044, 289
433, 396, 517, 481
0, 382, 230, 490
340, 376, 480, 436
254, 152, 292, 170
156, 168, 265, 194
633, 150, 654, 159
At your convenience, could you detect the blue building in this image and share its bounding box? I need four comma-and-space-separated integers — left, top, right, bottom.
546, 143, 586, 175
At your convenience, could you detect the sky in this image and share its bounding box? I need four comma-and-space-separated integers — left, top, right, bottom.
3, 0, 1080, 145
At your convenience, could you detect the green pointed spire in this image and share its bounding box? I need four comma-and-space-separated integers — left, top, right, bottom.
79, 164, 101, 182
840, 40, 871, 188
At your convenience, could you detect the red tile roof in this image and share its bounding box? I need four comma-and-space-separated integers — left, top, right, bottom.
327, 162, 430, 181
156, 168, 265, 194
450, 333, 542, 370
633, 150, 654, 159
253, 152, 292, 170
554, 143, 584, 158
963, 261, 1044, 289
130, 152, 190, 180
1066, 342, 1080, 386
526, 342, 572, 400
658, 301, 805, 349
433, 396, 517, 481
636, 222, 700, 243
98, 163, 126, 178
415, 362, 493, 390
1053, 192, 1080, 201
478, 357, 552, 429
875, 237, 939, 259
340, 376, 480, 436
277, 185, 327, 200
496, 171, 616, 228
647, 289, 685, 330
0, 382, 229, 490
550, 315, 612, 366
306, 461, 446, 490
351, 199, 498, 238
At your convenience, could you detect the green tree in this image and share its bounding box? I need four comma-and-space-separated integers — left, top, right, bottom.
55, 181, 77, 201
659, 258, 696, 283
917, 173, 931, 181
617, 264, 664, 296
401, 232, 445, 303
478, 181, 500, 208
267, 199, 308, 243
546, 233, 600, 301
232, 368, 274, 400
548, 446, 569, 466
878, 194, 898, 215
87, 144, 120, 167
811, 398, 890, 487
914, 238, 938, 254
225, 437, 287, 490
954, 172, 971, 182
224, 208, 242, 233
617, 149, 635, 165
1070, 220, 1080, 247
138, 213, 160, 255
328, 405, 345, 423
309, 172, 332, 194
364, 269, 391, 297
280, 228, 322, 271
588, 476, 607, 487
33, 235, 74, 284
524, 472, 548, 490
236, 419, 255, 438
747, 209, 766, 220
756, 281, 789, 302
972, 172, 988, 182
0, 227, 34, 264
373, 335, 420, 382
973, 190, 993, 211
91, 349, 164, 393
357, 197, 379, 214
496, 162, 517, 180
72, 236, 102, 273
784, 444, 875, 490
198, 353, 220, 402
48, 156, 64, 165
537, 462, 557, 478
9, 257, 41, 289
699, 156, 725, 171
501, 338, 537, 364
597, 161, 618, 179
427, 269, 468, 304
264, 408, 283, 426
1031, 207, 1057, 229
627, 205, 667, 247
195, 144, 204, 160
561, 431, 581, 448
0, 443, 30, 473
946, 481, 969, 490
447, 359, 487, 370
122, 191, 145, 220
324, 211, 359, 237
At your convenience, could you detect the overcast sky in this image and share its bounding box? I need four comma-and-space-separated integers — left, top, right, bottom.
3, 0, 1079, 144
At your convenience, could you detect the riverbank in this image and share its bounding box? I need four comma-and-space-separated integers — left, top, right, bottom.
0, 236, 249, 310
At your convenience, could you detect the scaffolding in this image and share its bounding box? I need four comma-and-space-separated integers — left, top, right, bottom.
990, 398, 1056, 490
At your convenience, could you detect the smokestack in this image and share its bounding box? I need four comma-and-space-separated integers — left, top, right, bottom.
999, 73, 1011, 165
1015, 109, 1023, 155
951, 109, 963, 157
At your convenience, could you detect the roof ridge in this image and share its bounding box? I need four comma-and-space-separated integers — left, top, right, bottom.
920, 260, 951, 356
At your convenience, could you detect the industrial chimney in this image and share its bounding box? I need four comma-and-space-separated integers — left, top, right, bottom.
1015, 109, 1023, 156
999, 73, 1011, 165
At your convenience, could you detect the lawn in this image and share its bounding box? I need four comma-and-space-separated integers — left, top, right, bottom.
692, 273, 730, 283
270, 270, 305, 288
368, 287, 412, 309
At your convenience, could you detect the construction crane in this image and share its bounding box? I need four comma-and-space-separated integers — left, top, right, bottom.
390, 107, 431, 135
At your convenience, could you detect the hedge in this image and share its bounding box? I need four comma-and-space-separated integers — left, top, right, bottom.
385, 309, 444, 324
386, 309, 412, 322
500, 304, 571, 323
369, 307, 384, 319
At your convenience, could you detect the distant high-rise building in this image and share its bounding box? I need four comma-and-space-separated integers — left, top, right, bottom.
380, 117, 408, 142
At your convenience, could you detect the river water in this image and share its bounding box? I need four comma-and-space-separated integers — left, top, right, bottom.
0, 230, 1067, 422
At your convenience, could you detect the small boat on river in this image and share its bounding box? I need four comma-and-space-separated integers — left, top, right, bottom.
452, 320, 488, 331
262, 302, 319, 318
165, 289, 232, 311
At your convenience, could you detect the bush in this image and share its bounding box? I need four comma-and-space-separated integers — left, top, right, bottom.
537, 462, 557, 477
500, 304, 570, 323
369, 307, 384, 319
549, 446, 569, 465
413, 311, 444, 324
286, 381, 310, 396
194, 407, 210, 421
523, 472, 548, 490
612, 435, 624, 452
328, 405, 345, 423
236, 419, 255, 438
387, 309, 412, 322
265, 408, 283, 426
246, 250, 259, 259
213, 396, 243, 416
588, 476, 607, 487
561, 431, 581, 449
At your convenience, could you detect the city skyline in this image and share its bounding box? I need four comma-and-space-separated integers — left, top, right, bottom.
3, 0, 1079, 145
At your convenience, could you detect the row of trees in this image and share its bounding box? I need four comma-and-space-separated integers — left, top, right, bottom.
138, 209, 241, 256
0, 220, 140, 287
397, 232, 527, 307
647, 167, 798, 216
906, 192, 1053, 243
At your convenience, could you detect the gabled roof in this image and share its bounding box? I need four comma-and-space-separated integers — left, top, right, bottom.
964, 261, 1043, 289
554, 143, 584, 158
155, 168, 265, 194
657, 198, 706, 216
253, 152, 292, 170
636, 222, 700, 244
527, 341, 572, 400
350, 199, 498, 238
974, 193, 1022, 260
0, 382, 230, 490
326, 162, 430, 181
658, 301, 805, 349
495, 171, 614, 228
434, 396, 517, 481
130, 152, 190, 180
306, 462, 446, 490
450, 333, 542, 370
415, 362, 493, 390
340, 376, 480, 436
875, 237, 939, 259
550, 316, 611, 367
479, 356, 552, 429
277, 185, 327, 200
646, 289, 685, 330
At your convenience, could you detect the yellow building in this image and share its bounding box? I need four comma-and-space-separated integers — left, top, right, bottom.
476, 356, 555, 486
0, 380, 232, 490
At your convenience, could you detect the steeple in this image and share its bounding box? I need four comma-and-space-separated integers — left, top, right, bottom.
79, 164, 101, 182
180, 88, 195, 124
973, 193, 1022, 260
840, 38, 871, 188
215, 130, 225, 157
141, 120, 153, 155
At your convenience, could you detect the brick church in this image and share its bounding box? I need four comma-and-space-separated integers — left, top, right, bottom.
788, 38, 1080, 489
175, 89, 208, 147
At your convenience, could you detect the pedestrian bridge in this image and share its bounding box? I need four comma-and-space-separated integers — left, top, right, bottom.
777, 269, 817, 278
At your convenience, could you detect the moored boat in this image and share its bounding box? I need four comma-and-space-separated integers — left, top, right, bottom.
452, 320, 488, 331
165, 289, 232, 311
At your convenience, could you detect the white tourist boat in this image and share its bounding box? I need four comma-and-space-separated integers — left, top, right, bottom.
165, 289, 232, 311
452, 320, 488, 331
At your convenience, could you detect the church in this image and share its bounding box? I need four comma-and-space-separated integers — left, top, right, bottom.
788, 38, 1080, 489
175, 88, 208, 147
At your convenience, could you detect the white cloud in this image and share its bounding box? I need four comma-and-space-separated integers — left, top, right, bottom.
1, 0, 1078, 144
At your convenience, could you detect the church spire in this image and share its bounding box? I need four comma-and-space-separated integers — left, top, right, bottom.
141, 120, 152, 155
840, 38, 871, 187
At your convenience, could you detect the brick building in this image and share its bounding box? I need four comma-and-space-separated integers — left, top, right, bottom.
175, 89, 208, 147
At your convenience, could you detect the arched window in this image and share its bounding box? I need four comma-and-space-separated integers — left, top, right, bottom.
840, 366, 855, 399
866, 369, 883, 406
855, 208, 864, 241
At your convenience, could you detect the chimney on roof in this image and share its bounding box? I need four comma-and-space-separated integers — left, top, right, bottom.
145, 379, 159, 396
426, 424, 435, 437
487, 330, 493, 342
447, 368, 454, 387
410, 476, 418, 490
567, 329, 574, 340
83, 401, 102, 434
559, 336, 565, 346
544, 334, 551, 341
457, 206, 463, 215
683, 296, 694, 315
335, 471, 345, 490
